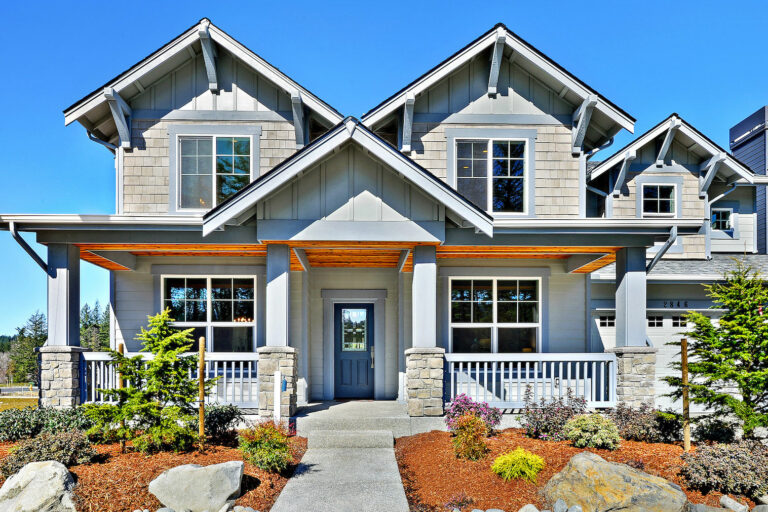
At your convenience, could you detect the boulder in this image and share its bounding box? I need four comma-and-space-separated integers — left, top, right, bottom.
518, 506, 540, 512
542, 452, 687, 512
688, 505, 729, 512
753, 506, 768, 512
718, 496, 748, 512
148, 461, 244, 512
0, 461, 76, 512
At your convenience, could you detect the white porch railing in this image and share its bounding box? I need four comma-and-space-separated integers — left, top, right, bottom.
444, 353, 617, 409
81, 352, 259, 408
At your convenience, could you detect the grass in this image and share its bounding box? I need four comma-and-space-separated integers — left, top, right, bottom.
0, 397, 37, 412
0, 382, 32, 388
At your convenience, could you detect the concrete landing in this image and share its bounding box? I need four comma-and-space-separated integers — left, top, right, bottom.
271, 428, 409, 512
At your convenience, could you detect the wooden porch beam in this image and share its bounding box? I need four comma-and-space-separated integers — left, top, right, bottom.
103, 87, 132, 148
291, 91, 305, 149
487, 29, 506, 96
572, 94, 598, 155
198, 20, 218, 91
401, 92, 415, 153
567, 253, 612, 273
655, 118, 682, 166
612, 150, 636, 198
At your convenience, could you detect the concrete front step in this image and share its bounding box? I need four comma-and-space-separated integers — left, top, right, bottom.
308, 429, 394, 449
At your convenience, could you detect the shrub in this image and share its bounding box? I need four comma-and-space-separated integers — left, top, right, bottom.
0, 431, 96, 478
443, 492, 474, 511
491, 447, 545, 482
609, 403, 683, 443
451, 414, 487, 460
238, 421, 292, 473
654, 410, 683, 443
563, 414, 621, 450
521, 387, 587, 441
445, 394, 501, 432
681, 441, 768, 497
0, 406, 92, 442
191, 404, 243, 442
693, 417, 736, 444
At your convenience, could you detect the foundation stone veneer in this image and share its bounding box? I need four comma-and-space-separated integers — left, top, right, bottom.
38, 346, 90, 409
257, 346, 298, 419
405, 347, 445, 417
608, 346, 658, 407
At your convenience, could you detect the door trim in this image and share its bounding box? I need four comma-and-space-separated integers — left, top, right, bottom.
321, 289, 387, 400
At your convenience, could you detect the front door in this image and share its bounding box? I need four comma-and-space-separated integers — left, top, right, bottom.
334, 303, 374, 399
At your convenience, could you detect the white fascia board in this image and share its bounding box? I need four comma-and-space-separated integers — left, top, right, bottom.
492, 218, 703, 234
204, 127, 351, 235
362, 27, 634, 133
0, 214, 203, 228
590, 121, 671, 180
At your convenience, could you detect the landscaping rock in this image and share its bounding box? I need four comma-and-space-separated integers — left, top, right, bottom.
752, 506, 768, 512
553, 499, 567, 512
567, 507, 583, 512
0, 461, 76, 512
687, 505, 729, 512
758, 495, 768, 506
542, 452, 687, 512
519, 505, 540, 512
718, 496, 748, 512
232, 507, 258, 512
148, 461, 244, 512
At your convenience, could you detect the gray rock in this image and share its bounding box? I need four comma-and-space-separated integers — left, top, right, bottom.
518, 505, 540, 512
156, 508, 174, 512
567, 507, 582, 512
543, 452, 687, 512
553, 499, 567, 512
233, 507, 258, 512
719, 495, 748, 512
752, 506, 768, 512
487, 509, 505, 512
0, 461, 76, 512
148, 461, 244, 512
687, 504, 729, 512
759, 495, 768, 506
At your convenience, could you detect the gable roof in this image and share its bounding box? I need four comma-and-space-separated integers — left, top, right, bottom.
589, 113, 757, 184
63, 18, 343, 131
202, 117, 494, 237
361, 23, 635, 136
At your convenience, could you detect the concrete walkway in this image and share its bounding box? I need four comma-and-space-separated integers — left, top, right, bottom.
270, 429, 409, 512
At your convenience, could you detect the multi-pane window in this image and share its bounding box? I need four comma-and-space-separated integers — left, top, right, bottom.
647, 316, 663, 328
456, 139, 526, 214
450, 278, 539, 353
163, 277, 255, 352
179, 136, 251, 209
711, 208, 732, 231
642, 184, 675, 217
599, 316, 615, 327
672, 316, 686, 328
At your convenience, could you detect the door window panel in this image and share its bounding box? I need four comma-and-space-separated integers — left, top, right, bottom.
341, 308, 367, 351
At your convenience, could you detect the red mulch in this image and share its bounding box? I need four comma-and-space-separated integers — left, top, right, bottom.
0, 438, 306, 512
395, 429, 755, 512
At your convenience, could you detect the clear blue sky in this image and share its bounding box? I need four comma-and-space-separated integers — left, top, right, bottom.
0, 0, 765, 334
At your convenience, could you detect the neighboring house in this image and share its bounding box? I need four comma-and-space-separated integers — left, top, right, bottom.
1, 20, 764, 416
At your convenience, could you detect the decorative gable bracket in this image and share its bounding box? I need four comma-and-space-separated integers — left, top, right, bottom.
103, 87, 132, 148
655, 118, 682, 166
572, 94, 598, 155
198, 20, 218, 91
291, 91, 305, 149
612, 150, 637, 198
487, 28, 506, 96
699, 152, 727, 198
401, 92, 415, 153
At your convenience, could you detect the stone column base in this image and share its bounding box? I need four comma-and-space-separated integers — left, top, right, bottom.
257, 346, 298, 420
607, 346, 658, 408
405, 347, 445, 417
38, 346, 90, 409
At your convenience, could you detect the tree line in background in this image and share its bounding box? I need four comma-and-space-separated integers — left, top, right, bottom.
0, 302, 110, 385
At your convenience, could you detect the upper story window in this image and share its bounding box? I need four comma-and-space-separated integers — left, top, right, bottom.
456, 139, 527, 214
179, 136, 252, 209
449, 278, 539, 353
599, 315, 615, 327
162, 276, 256, 352
711, 208, 732, 231
641, 184, 675, 217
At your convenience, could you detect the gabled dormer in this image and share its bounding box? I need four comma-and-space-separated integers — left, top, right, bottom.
362, 23, 635, 219
63, 19, 343, 215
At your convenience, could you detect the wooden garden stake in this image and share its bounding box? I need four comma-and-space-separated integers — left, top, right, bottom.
117, 343, 126, 454
199, 336, 206, 450
681, 337, 691, 452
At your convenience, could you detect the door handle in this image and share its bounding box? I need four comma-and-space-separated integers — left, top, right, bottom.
371, 350, 375, 369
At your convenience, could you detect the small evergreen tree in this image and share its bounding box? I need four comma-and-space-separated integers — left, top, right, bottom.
84, 309, 214, 452
80, 302, 110, 351
10, 312, 47, 383
664, 260, 768, 438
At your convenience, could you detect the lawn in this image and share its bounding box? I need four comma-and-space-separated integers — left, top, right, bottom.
0, 397, 37, 412
395, 428, 755, 512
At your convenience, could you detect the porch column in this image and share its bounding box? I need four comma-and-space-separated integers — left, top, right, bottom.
40, 244, 89, 408
610, 246, 658, 407
407, 245, 444, 417
259, 244, 297, 420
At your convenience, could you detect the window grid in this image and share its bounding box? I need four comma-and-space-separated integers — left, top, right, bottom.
711, 208, 732, 231
672, 316, 686, 328
647, 316, 663, 328
641, 184, 676, 217
599, 315, 615, 327
456, 139, 527, 214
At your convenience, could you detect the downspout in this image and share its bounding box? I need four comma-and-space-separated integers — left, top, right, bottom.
87, 132, 122, 214
9, 222, 48, 274
646, 225, 678, 273
705, 184, 740, 259
87, 131, 117, 152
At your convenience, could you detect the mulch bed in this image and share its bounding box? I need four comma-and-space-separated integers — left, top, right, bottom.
395, 429, 755, 512
0, 437, 307, 512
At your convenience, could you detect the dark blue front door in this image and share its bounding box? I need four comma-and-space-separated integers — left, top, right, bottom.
334, 303, 374, 399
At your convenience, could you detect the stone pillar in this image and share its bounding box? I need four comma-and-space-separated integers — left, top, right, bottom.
608, 346, 658, 407
38, 346, 90, 408
266, 244, 291, 347
257, 346, 298, 420
615, 247, 647, 347
405, 347, 444, 417
47, 244, 81, 347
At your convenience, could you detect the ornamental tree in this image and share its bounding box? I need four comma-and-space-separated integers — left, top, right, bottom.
664, 260, 768, 438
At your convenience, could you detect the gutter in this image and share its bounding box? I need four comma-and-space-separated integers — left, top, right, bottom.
9, 221, 48, 274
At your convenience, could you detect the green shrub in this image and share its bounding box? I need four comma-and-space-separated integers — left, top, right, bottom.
608, 402, 683, 443
190, 404, 243, 442
451, 414, 487, 460
681, 441, 768, 497
563, 414, 620, 450
491, 447, 545, 482
0, 431, 96, 478
654, 410, 683, 443
238, 421, 292, 473
0, 406, 91, 442
693, 417, 736, 444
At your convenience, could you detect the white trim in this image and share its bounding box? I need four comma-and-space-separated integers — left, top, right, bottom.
640, 183, 678, 218
710, 207, 733, 232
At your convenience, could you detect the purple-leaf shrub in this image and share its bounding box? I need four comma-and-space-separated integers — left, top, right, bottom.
520, 386, 587, 441
445, 394, 502, 432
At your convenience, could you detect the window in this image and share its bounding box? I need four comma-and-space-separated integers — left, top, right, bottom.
599, 315, 615, 327
450, 278, 539, 353
456, 139, 526, 214
647, 316, 663, 328
711, 208, 732, 231
163, 277, 256, 352
642, 184, 675, 217
179, 136, 252, 209
672, 316, 686, 328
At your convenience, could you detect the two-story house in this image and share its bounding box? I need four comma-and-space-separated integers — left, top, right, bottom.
2, 20, 763, 418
